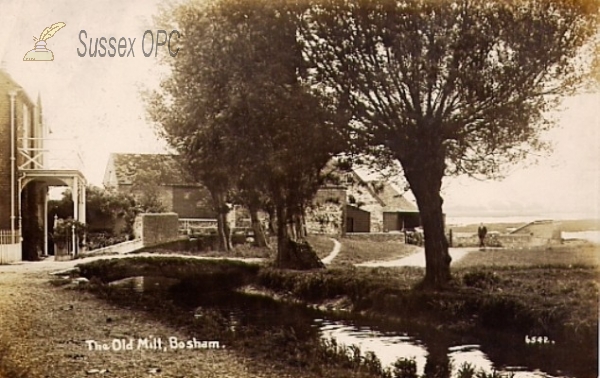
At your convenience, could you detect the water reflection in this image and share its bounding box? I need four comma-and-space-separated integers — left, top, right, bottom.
108, 276, 181, 292
316, 319, 573, 378
318, 319, 429, 376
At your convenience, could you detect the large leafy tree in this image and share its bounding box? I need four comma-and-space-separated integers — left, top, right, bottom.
300, 0, 598, 287
149, 0, 347, 264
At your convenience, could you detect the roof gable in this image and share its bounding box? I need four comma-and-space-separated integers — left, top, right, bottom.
368, 181, 418, 213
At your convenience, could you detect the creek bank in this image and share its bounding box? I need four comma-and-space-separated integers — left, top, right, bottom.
257, 266, 598, 345
72, 256, 598, 377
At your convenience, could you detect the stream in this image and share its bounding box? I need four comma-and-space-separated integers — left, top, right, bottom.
109, 275, 597, 378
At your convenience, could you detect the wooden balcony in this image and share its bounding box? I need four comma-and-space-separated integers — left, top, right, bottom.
18, 137, 84, 172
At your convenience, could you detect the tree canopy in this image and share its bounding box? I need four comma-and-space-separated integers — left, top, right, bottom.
148, 0, 348, 265
299, 0, 598, 287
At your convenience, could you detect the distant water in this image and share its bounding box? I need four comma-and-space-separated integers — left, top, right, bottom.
446, 216, 542, 226
446, 214, 598, 226
562, 231, 600, 244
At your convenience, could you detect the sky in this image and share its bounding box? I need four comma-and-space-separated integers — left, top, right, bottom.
0, 1, 598, 221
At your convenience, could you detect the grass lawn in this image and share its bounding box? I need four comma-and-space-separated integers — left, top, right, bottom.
453, 241, 600, 268
331, 238, 420, 266
306, 235, 335, 259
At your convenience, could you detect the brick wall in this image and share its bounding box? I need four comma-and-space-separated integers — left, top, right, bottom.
0, 88, 13, 230
0, 77, 33, 232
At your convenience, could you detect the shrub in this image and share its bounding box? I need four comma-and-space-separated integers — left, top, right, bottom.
462, 271, 501, 289
391, 357, 418, 378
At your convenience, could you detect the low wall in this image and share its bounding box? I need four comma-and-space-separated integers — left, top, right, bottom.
0, 243, 21, 264
451, 233, 558, 248
135, 213, 180, 247
84, 239, 145, 256
344, 232, 406, 242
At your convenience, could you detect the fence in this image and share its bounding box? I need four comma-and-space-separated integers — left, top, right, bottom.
0, 230, 20, 244
178, 218, 218, 235
0, 230, 21, 264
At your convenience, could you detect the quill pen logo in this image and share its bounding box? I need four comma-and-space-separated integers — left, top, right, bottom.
23, 22, 66, 61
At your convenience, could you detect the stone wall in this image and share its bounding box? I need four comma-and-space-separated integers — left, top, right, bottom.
451, 232, 556, 248
134, 213, 180, 247
305, 187, 346, 236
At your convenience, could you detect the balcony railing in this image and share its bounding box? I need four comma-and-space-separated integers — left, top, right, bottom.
18, 137, 84, 171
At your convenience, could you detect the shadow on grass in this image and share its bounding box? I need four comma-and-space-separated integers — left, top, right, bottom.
0, 342, 30, 378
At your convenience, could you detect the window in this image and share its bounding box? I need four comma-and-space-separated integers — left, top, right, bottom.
346, 173, 353, 185
22, 104, 29, 143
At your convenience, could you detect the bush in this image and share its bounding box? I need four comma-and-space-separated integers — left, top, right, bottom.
391, 358, 418, 378
462, 271, 501, 289
86, 232, 129, 250
53, 218, 86, 243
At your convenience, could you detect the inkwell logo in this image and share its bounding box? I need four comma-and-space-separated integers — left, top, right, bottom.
23, 22, 66, 61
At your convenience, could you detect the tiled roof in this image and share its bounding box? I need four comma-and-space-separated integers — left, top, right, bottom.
369, 181, 419, 213
109, 153, 198, 186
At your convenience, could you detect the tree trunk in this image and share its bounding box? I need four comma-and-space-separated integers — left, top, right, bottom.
211, 190, 232, 252
275, 203, 291, 266
266, 205, 277, 235
249, 206, 269, 248
274, 203, 324, 270
294, 213, 307, 239
401, 148, 451, 289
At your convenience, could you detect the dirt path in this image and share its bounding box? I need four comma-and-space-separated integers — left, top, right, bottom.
321, 238, 342, 265
355, 247, 477, 268
0, 258, 292, 378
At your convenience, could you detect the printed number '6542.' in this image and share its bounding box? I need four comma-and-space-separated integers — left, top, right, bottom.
525, 335, 555, 344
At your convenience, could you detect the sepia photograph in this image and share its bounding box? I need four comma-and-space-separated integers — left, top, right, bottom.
0, 0, 598, 377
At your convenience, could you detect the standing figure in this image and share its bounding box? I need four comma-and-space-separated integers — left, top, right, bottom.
477, 223, 488, 249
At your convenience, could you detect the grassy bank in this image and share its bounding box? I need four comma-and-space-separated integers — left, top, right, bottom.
454, 242, 599, 267
258, 243, 599, 344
